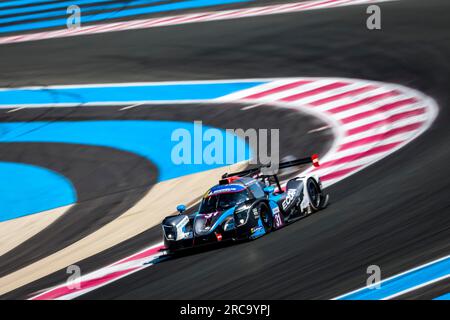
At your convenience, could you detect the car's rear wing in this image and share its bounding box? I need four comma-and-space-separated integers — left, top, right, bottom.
221, 154, 320, 179
221, 154, 320, 192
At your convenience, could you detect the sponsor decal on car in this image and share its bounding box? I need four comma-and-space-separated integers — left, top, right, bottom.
207, 184, 245, 196
282, 189, 297, 210
175, 215, 192, 240
252, 207, 260, 219
251, 226, 263, 234
215, 232, 223, 241
274, 213, 283, 228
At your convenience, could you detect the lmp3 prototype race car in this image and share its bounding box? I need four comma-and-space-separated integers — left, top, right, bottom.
161, 154, 329, 253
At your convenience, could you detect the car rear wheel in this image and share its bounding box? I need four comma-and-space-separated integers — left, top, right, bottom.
307, 178, 322, 212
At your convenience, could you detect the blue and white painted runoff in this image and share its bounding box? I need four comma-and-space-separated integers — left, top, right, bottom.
0, 120, 250, 182
434, 292, 450, 300
0, 0, 167, 25
0, 0, 114, 15
1, 78, 445, 300
0, 80, 266, 107
0, 0, 252, 34
0, 120, 251, 221
0, 81, 261, 221
334, 255, 450, 300
0, 162, 76, 222
0, 77, 438, 225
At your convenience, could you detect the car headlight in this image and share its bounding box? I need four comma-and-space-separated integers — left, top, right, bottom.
163, 225, 176, 241
162, 215, 192, 241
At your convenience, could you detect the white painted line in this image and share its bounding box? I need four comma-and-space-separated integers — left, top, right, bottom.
241, 103, 264, 110
308, 125, 331, 134
6, 107, 26, 113
119, 103, 144, 111
332, 254, 450, 300
0, 0, 399, 46
382, 274, 450, 300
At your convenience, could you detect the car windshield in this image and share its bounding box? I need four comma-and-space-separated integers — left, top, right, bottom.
199, 191, 249, 214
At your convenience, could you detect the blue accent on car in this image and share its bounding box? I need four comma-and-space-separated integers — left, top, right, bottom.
249, 219, 266, 239
268, 200, 280, 215
263, 185, 275, 194
0, 162, 76, 222
268, 193, 283, 202
203, 206, 236, 234
208, 184, 245, 195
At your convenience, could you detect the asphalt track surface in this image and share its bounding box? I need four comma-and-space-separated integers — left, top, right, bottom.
1, 0, 449, 299
1, 103, 331, 299
0, 141, 157, 277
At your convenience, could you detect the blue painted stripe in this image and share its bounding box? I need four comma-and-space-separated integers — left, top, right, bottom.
337, 257, 450, 300
0, 0, 251, 34
0, 0, 55, 9
0, 0, 114, 16
0, 120, 251, 182
0, 81, 265, 106
0, 81, 257, 220
0, 162, 76, 222
0, 120, 252, 220
434, 292, 450, 300
1, 0, 166, 24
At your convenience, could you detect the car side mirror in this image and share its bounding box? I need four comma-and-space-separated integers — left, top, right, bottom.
176, 204, 186, 214
263, 186, 275, 195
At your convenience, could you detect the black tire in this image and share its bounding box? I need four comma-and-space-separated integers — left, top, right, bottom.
307, 178, 322, 212
258, 202, 273, 233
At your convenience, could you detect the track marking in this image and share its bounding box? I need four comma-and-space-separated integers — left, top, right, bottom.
434, 292, 450, 300
119, 103, 143, 111
6, 107, 26, 113
382, 275, 450, 300
333, 255, 450, 300
0, 0, 435, 302
19, 76, 438, 300
30, 243, 165, 300
241, 103, 264, 110
0, 0, 398, 45
308, 125, 331, 133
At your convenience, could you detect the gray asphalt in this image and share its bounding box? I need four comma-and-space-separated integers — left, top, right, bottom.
0, 0, 449, 299
0, 142, 157, 277
0, 102, 331, 299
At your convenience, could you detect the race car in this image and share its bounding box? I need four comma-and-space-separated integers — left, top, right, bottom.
161, 154, 329, 253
